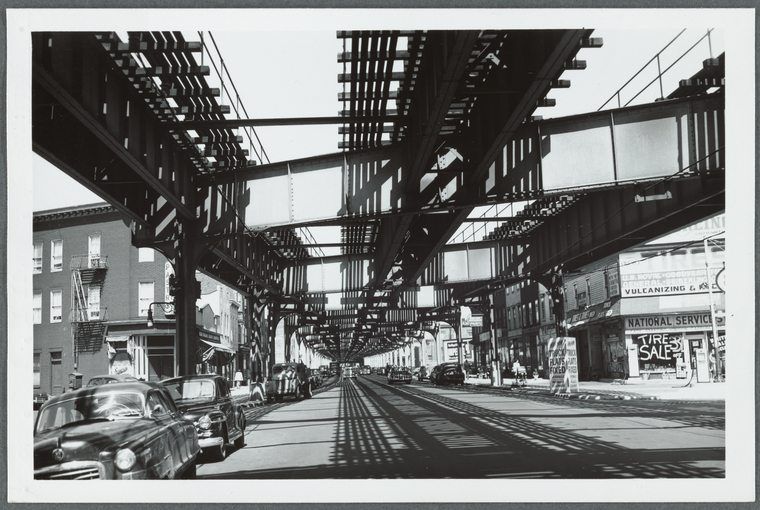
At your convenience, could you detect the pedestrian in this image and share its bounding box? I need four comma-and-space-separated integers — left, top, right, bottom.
513, 359, 526, 387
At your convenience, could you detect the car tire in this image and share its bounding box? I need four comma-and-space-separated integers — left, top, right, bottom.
180, 460, 197, 479
274, 394, 283, 403
305, 383, 313, 399
210, 438, 227, 462
295, 386, 303, 401
234, 413, 246, 448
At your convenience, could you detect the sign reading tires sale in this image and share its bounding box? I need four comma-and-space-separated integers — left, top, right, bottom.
547, 337, 579, 394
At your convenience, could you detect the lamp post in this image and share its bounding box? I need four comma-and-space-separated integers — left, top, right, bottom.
146, 302, 175, 328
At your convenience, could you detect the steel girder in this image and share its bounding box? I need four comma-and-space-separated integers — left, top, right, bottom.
32, 30, 726, 364
32, 32, 287, 299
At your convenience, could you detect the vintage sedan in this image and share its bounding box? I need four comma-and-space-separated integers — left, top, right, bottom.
431, 362, 465, 386
387, 367, 413, 385
161, 375, 247, 462
33, 389, 49, 410
34, 381, 199, 480
266, 362, 313, 403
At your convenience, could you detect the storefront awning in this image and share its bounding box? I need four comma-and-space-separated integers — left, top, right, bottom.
105, 335, 130, 343
200, 338, 235, 354
566, 299, 620, 330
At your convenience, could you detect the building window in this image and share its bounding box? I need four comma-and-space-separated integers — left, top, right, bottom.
535, 298, 540, 323
50, 289, 62, 323
139, 282, 154, 316
33, 353, 41, 387
88, 286, 101, 319
51, 240, 63, 272
603, 271, 610, 300
33, 242, 43, 274
139, 247, 154, 262
586, 278, 591, 306
33, 291, 42, 324
88, 234, 101, 268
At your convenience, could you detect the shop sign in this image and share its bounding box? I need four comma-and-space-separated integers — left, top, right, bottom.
479, 331, 491, 342
626, 313, 725, 331
620, 268, 713, 297
607, 269, 620, 297
164, 262, 175, 315
547, 337, 579, 394
715, 266, 726, 293
633, 332, 684, 368
445, 341, 459, 362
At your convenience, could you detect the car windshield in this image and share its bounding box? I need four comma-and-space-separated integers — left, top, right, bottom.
163, 380, 216, 402
272, 365, 295, 376
36, 391, 145, 433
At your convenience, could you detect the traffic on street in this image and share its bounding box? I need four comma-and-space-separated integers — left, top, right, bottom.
196, 373, 725, 479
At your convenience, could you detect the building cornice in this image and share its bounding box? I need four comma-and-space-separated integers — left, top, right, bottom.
33, 202, 115, 222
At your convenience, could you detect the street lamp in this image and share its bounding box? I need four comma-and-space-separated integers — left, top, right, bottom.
146, 302, 175, 328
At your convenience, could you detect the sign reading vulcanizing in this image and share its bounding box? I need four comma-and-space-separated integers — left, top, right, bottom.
547, 337, 579, 394
620, 268, 712, 297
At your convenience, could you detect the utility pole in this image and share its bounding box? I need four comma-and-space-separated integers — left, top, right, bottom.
704, 238, 723, 382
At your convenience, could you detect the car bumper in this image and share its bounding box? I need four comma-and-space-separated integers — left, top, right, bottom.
199, 436, 224, 450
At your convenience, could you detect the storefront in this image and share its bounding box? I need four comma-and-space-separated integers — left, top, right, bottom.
105, 328, 178, 382
565, 300, 622, 380
198, 326, 235, 380
623, 312, 725, 381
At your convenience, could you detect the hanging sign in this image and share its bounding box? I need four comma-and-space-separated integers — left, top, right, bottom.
547, 337, 579, 394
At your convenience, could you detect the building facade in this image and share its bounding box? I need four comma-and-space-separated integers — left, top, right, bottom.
33, 203, 250, 396
557, 212, 725, 382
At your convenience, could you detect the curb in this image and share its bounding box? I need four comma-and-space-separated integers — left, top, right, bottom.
466, 383, 662, 401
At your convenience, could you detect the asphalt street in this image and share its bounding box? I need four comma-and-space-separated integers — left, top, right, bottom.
196, 375, 724, 479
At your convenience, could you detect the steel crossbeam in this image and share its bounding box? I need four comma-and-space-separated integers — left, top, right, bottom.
31, 29, 725, 365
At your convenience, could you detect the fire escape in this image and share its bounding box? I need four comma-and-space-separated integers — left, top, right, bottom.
70, 253, 109, 353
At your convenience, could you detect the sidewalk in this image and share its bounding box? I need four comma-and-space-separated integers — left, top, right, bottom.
464, 375, 725, 401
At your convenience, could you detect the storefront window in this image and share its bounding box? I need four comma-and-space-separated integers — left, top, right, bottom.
633, 332, 684, 372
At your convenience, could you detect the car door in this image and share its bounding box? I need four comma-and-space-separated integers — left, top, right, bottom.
145, 389, 176, 478
216, 379, 236, 439
159, 387, 197, 470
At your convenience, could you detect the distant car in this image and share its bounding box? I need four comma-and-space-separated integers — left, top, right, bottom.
343, 366, 357, 379
161, 375, 247, 462
266, 362, 313, 403
431, 363, 465, 386
34, 381, 199, 479
387, 367, 413, 385
86, 374, 140, 387
310, 370, 323, 389
33, 389, 49, 410
415, 366, 428, 381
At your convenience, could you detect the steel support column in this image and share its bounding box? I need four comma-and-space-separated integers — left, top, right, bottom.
175, 220, 204, 376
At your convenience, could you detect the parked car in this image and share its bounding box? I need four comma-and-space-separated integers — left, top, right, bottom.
266, 362, 313, 403
161, 375, 246, 462
414, 366, 428, 381
34, 381, 199, 479
431, 362, 465, 385
387, 367, 413, 385
33, 389, 49, 410
86, 374, 139, 387
343, 366, 357, 379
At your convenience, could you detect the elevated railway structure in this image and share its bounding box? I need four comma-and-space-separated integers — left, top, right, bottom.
32, 30, 724, 373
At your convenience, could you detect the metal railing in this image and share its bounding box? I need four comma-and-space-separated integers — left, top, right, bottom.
70, 307, 108, 323
70, 254, 109, 271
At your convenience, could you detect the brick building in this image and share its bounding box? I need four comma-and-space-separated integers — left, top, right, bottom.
33, 203, 248, 397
